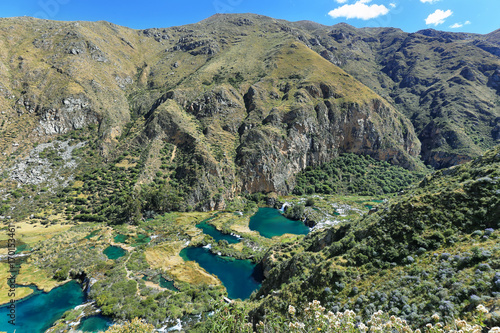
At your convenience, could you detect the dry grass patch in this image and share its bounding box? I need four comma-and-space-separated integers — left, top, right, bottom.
72, 180, 84, 188
115, 158, 138, 169
145, 242, 221, 286
230, 223, 258, 236
175, 212, 212, 226
144, 281, 168, 291
207, 212, 260, 237
0, 222, 72, 247
230, 242, 245, 251
16, 263, 61, 292
0, 263, 33, 305
169, 261, 221, 286
145, 242, 186, 270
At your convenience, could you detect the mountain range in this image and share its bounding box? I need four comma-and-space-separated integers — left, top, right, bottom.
0, 14, 499, 211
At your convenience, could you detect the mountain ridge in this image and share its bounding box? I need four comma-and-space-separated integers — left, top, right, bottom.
0, 14, 422, 214
0, 13, 498, 213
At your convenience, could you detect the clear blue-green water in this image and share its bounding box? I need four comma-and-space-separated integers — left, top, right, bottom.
360, 199, 384, 210
196, 221, 240, 244
15, 243, 30, 254
84, 230, 100, 240
180, 247, 262, 300
113, 234, 128, 243
78, 314, 113, 332
160, 277, 178, 291
249, 207, 309, 238
0, 280, 84, 333
131, 234, 150, 247
142, 275, 178, 291
103, 246, 127, 259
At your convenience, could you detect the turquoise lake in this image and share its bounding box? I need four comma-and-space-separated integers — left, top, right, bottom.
249, 207, 309, 238
160, 276, 178, 291
180, 247, 262, 300
196, 220, 240, 244
0, 280, 84, 333
103, 245, 127, 259
78, 314, 113, 332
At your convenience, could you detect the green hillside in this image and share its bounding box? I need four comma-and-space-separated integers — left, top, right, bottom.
252, 145, 500, 328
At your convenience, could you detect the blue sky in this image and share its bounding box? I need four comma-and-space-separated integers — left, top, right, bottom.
0, 0, 498, 34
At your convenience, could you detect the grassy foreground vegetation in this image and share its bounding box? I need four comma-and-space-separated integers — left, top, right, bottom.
190, 300, 499, 333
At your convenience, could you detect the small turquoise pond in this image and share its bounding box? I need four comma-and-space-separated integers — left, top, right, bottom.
361, 200, 383, 210
84, 230, 100, 240
15, 243, 30, 254
103, 246, 127, 260
113, 234, 128, 243
180, 247, 262, 300
249, 207, 309, 238
160, 277, 178, 291
0, 280, 84, 333
131, 234, 150, 247
78, 314, 113, 332
142, 276, 178, 291
196, 220, 240, 244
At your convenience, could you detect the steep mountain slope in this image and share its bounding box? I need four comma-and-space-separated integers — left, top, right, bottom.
254, 145, 500, 326
286, 22, 500, 168
1, 13, 498, 214
0, 14, 421, 213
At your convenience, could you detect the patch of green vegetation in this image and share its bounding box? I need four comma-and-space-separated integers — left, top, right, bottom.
294, 153, 426, 196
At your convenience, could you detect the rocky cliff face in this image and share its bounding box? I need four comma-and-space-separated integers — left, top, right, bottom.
129, 37, 420, 207
287, 23, 500, 168
236, 92, 418, 194
1, 14, 497, 210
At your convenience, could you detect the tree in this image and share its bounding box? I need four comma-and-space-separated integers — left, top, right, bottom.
104, 318, 154, 333
284, 204, 305, 221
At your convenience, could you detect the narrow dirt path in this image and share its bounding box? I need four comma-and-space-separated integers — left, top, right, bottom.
170, 145, 177, 162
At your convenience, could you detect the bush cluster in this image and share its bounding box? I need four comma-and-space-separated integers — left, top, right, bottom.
293, 153, 424, 196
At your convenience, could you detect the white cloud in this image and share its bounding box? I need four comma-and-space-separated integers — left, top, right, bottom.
389, 3, 396, 8
425, 9, 453, 26
450, 21, 470, 29
420, 0, 440, 3
328, 0, 389, 20
450, 21, 471, 29
335, 0, 349, 3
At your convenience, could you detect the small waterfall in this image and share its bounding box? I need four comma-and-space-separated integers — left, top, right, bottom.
167, 318, 182, 332
279, 202, 290, 212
